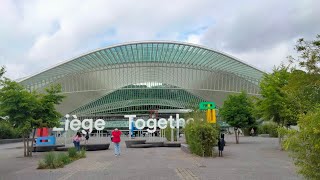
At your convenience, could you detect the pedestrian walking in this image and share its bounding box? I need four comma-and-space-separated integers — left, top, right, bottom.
250, 128, 255, 137
112, 128, 122, 156
73, 132, 82, 151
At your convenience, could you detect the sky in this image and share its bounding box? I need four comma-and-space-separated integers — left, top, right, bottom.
0, 0, 319, 79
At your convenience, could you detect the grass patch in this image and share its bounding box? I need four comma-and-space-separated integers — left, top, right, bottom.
37, 147, 86, 169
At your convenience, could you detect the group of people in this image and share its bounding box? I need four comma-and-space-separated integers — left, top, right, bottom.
72, 128, 122, 156
73, 128, 227, 157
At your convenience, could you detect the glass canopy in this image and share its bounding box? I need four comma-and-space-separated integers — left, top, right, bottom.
18, 41, 265, 116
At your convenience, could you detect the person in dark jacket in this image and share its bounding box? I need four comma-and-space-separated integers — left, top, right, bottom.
218, 134, 225, 157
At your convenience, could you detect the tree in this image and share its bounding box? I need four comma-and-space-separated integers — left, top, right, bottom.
289, 34, 320, 74
219, 91, 255, 144
279, 35, 320, 179
0, 79, 36, 156
255, 65, 300, 149
0, 66, 5, 78
283, 107, 320, 180
283, 70, 320, 116
256, 65, 297, 126
0, 68, 64, 157
29, 84, 65, 154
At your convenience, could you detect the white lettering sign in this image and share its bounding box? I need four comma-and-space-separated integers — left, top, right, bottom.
52, 114, 188, 133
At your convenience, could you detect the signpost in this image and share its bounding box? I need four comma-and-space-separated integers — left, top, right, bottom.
199, 102, 217, 123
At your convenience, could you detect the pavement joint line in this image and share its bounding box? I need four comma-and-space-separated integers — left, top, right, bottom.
190, 156, 205, 168
175, 168, 199, 180
58, 170, 78, 180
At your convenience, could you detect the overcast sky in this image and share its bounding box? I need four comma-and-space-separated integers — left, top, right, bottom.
1, 0, 319, 79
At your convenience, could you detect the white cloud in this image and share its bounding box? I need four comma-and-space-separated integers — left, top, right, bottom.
3, 63, 27, 80
186, 34, 201, 45
0, 0, 319, 79
230, 42, 294, 72
23, 0, 216, 66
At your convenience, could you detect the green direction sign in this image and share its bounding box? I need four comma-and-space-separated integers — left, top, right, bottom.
199, 102, 216, 110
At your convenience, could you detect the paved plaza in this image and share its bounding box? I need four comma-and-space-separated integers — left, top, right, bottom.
0, 136, 301, 180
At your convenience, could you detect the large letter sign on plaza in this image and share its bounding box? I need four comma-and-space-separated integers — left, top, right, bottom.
53, 114, 188, 133
125, 114, 186, 133
52, 114, 106, 134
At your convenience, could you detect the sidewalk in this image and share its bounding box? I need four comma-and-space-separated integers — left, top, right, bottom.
0, 136, 301, 180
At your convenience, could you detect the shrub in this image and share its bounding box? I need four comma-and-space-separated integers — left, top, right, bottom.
79, 148, 86, 158
0, 121, 21, 139
37, 149, 86, 169
283, 108, 320, 179
258, 123, 278, 137
68, 147, 78, 159
39, 152, 64, 169
37, 161, 46, 169
185, 121, 218, 157
44, 152, 56, 168
165, 126, 177, 141
57, 153, 71, 165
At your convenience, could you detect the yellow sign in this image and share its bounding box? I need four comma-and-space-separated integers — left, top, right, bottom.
206, 104, 217, 123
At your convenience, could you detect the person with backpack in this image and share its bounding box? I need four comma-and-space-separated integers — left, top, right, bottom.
218, 133, 225, 157
111, 128, 122, 156
73, 132, 82, 151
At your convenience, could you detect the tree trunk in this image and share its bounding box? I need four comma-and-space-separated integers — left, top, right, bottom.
30, 128, 36, 157
234, 127, 239, 144
278, 131, 283, 151
26, 136, 30, 156
237, 132, 239, 144
23, 135, 26, 157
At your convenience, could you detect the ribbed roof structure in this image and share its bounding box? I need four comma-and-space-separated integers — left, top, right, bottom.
18, 41, 264, 116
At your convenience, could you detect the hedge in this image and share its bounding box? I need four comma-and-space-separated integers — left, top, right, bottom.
184, 120, 218, 157
0, 121, 21, 139
165, 126, 177, 141
38, 148, 86, 169
258, 123, 278, 137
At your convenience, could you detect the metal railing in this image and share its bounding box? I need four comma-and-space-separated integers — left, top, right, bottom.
54, 129, 170, 146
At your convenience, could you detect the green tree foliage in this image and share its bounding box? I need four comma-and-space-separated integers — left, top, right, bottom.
0, 121, 21, 139
256, 35, 320, 178
184, 120, 218, 157
0, 68, 64, 157
283, 70, 320, 115
279, 35, 320, 179
165, 126, 177, 141
256, 66, 297, 126
290, 35, 320, 74
257, 122, 278, 137
283, 107, 320, 180
0, 66, 5, 78
219, 91, 255, 144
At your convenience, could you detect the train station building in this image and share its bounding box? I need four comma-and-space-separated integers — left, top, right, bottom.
18, 41, 264, 128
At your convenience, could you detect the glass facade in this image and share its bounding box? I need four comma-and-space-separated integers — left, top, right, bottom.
18, 41, 264, 117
